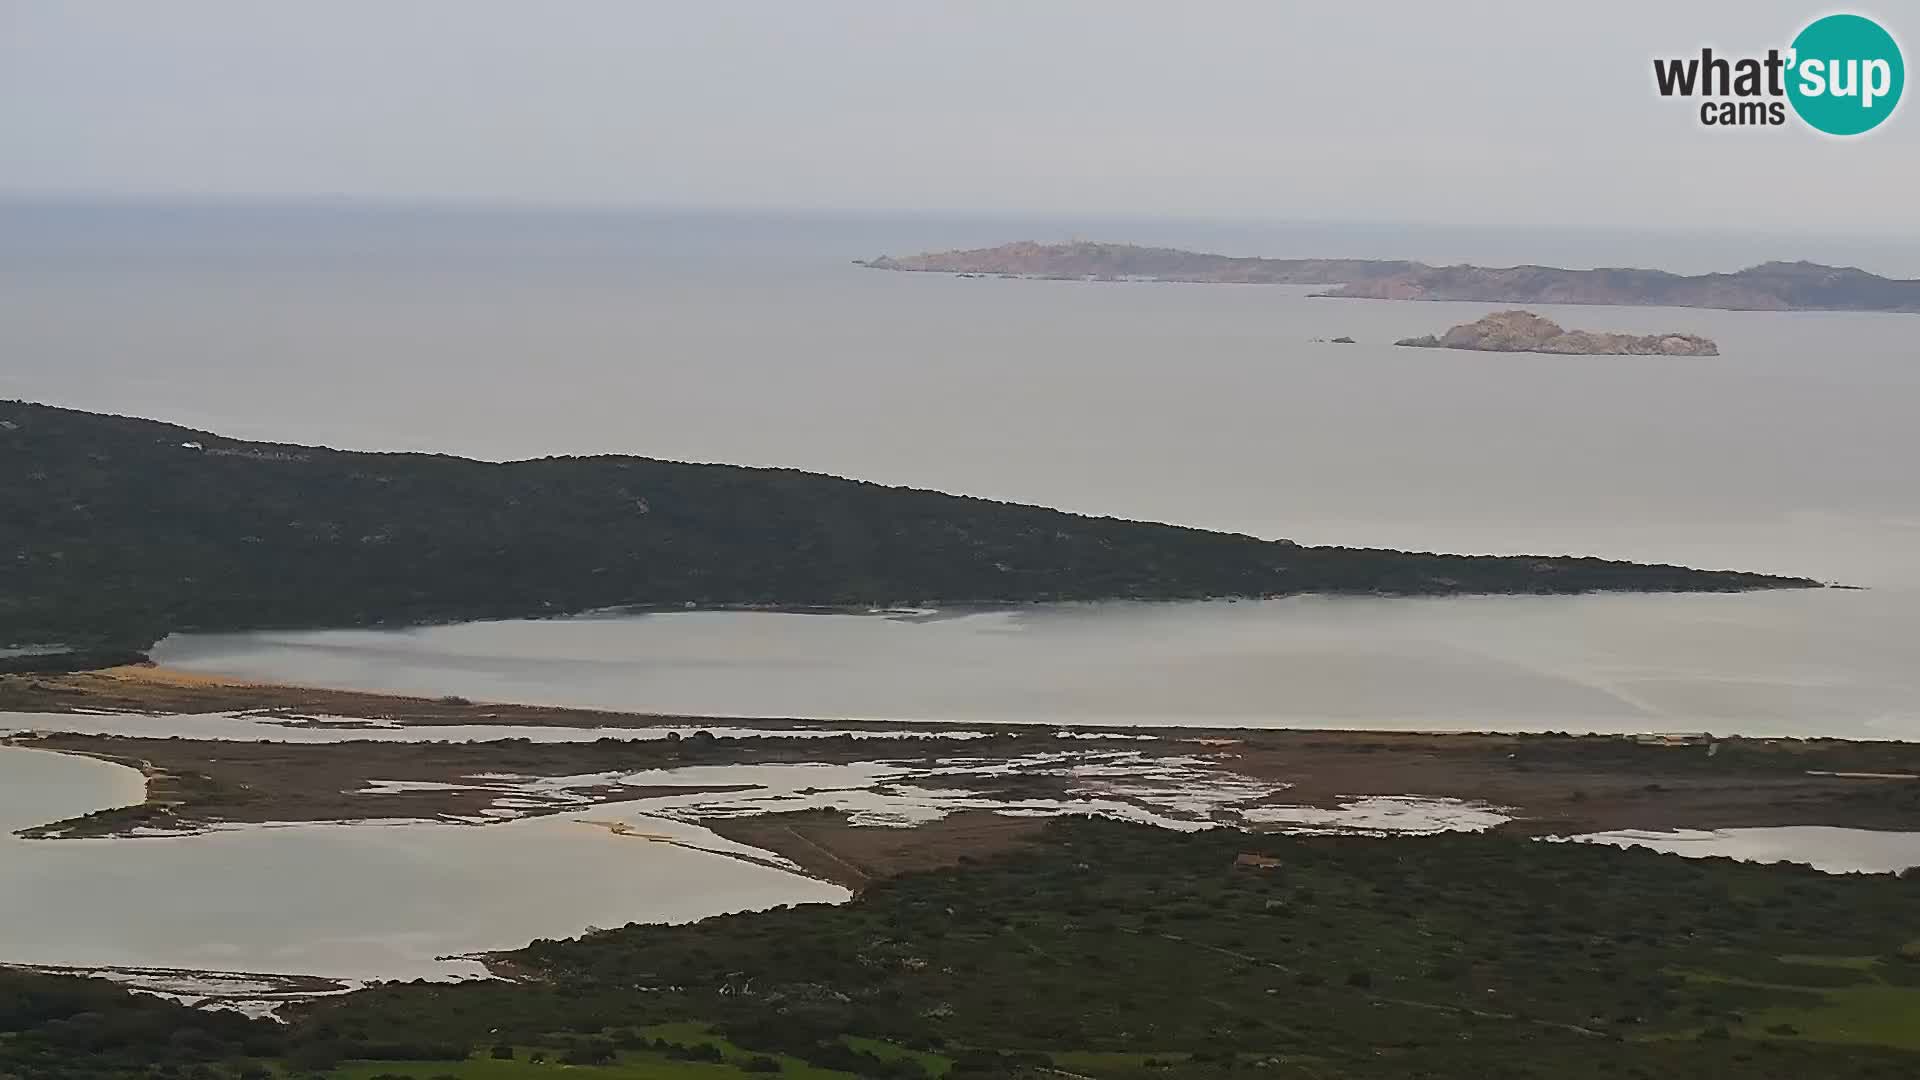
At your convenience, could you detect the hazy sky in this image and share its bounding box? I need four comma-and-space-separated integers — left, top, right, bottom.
3, 1, 1914, 232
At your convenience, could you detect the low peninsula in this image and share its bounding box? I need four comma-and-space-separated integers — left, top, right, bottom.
1395, 310, 1720, 356
860, 241, 1920, 313
0, 401, 1817, 658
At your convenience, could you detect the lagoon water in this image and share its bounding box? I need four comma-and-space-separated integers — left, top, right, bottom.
0, 746, 846, 982
1573, 826, 1920, 875
157, 587, 1920, 740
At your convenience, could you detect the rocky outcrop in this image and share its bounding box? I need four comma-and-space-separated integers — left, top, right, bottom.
860, 242, 1920, 314
1394, 311, 1719, 356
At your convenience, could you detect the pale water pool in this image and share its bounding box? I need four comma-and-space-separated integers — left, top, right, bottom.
157, 589, 1920, 741
0, 745, 847, 983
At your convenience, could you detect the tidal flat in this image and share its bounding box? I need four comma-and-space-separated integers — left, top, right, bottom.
7, 667, 1920, 994
0, 743, 848, 987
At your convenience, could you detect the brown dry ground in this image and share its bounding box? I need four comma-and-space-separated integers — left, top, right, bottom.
1, 666, 934, 731
6, 669, 1920, 874
0, 665, 705, 726
708, 809, 1053, 891
1218, 729, 1920, 834
7, 729, 1052, 838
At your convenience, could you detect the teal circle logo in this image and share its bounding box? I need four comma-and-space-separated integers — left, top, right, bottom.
1787, 14, 1904, 135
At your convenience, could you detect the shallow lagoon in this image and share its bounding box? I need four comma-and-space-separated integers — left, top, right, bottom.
0, 746, 847, 983
1573, 826, 1920, 875
159, 588, 1920, 741
7, 737, 1916, 996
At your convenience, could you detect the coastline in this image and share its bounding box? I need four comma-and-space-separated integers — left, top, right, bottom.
861, 241, 1920, 314
7, 666, 1918, 849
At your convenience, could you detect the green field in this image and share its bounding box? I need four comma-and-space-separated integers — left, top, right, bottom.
328, 1058, 742, 1080
1668, 956, 1920, 1050
318, 1025, 946, 1080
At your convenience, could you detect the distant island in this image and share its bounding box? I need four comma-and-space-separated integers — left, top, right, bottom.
0, 401, 1817, 657
1395, 311, 1720, 356
860, 241, 1920, 313
862, 241, 1419, 286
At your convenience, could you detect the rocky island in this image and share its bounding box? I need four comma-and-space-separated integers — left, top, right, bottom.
1394, 310, 1720, 356
861, 241, 1920, 313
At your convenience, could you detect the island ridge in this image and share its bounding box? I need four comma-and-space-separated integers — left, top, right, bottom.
861, 241, 1920, 313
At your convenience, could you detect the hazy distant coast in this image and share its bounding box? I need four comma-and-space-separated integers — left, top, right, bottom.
862, 241, 1920, 313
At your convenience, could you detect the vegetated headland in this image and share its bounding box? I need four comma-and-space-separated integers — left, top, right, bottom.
860, 241, 1920, 313
0, 401, 1817, 660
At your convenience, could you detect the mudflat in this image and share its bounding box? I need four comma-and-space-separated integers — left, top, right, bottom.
8, 670, 1915, 853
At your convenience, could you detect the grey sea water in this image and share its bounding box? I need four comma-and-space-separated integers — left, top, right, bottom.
8, 201, 1920, 735
7, 201, 1920, 985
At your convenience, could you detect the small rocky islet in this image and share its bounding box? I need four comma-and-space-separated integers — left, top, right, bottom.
1394, 310, 1720, 356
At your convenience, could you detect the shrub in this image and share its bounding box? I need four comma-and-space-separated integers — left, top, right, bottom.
561, 1038, 618, 1065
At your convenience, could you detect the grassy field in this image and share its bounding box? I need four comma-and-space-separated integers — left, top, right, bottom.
1667, 955, 1920, 1051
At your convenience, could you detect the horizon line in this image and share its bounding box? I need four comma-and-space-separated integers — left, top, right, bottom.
0, 188, 1908, 244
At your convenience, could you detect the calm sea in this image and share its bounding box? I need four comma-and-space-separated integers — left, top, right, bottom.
9, 201, 1919, 736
